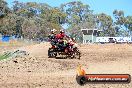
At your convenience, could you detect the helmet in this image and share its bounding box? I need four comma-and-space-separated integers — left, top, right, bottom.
60, 29, 64, 33
51, 29, 57, 33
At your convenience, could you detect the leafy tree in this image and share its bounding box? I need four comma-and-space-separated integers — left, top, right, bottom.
96, 13, 115, 36
113, 10, 128, 36
1, 0, 132, 41
60, 1, 91, 25
0, 0, 10, 18
60, 1, 93, 42
125, 16, 132, 36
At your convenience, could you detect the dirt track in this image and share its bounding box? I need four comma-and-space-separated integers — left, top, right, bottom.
0, 43, 132, 88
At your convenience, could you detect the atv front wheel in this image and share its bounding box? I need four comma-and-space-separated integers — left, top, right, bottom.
74, 49, 81, 59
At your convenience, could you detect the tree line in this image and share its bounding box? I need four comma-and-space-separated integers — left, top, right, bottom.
0, 0, 132, 42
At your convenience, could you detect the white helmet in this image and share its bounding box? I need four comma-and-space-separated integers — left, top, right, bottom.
51, 29, 57, 32
60, 29, 64, 33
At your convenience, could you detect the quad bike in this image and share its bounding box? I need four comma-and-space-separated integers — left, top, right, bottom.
48, 42, 81, 59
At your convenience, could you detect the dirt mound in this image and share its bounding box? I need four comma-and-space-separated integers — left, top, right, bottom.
0, 43, 132, 88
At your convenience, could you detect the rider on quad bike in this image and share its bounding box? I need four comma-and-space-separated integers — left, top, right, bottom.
48, 29, 57, 48
48, 29, 81, 59
55, 29, 77, 55
55, 29, 69, 51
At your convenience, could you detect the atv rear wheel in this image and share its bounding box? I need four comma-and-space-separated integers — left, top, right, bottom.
48, 48, 57, 58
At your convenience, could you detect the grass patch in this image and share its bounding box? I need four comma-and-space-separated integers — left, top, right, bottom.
0, 53, 11, 60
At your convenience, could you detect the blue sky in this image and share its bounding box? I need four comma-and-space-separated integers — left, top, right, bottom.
7, 0, 132, 17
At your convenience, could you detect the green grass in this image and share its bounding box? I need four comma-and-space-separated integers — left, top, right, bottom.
0, 53, 11, 60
